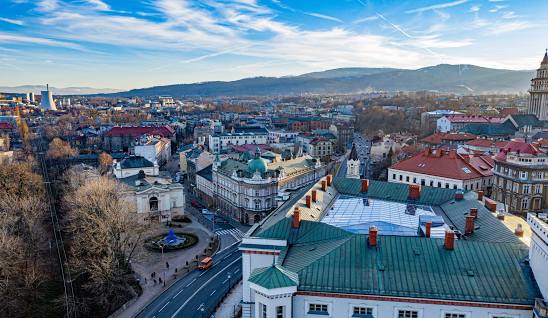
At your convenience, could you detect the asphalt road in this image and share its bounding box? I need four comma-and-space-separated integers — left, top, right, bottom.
136, 243, 242, 318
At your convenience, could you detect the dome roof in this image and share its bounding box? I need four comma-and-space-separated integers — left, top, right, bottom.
247, 147, 267, 174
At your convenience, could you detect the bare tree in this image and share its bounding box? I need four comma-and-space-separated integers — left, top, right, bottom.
63, 176, 144, 316
46, 137, 77, 160
98, 152, 113, 175
0, 163, 49, 318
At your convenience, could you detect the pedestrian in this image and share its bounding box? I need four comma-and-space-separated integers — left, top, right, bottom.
153, 279, 157, 285
159, 277, 162, 284
150, 273, 153, 279
166, 261, 170, 269
144, 278, 147, 284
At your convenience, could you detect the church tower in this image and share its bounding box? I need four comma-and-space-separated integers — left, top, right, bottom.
528, 50, 548, 120
346, 143, 360, 179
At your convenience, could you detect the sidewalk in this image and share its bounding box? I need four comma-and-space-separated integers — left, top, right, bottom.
214, 281, 243, 318
115, 215, 215, 318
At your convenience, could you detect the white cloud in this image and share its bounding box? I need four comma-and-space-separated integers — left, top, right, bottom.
0, 17, 24, 25
488, 21, 537, 35
406, 0, 468, 14
469, 5, 480, 13
0, 32, 85, 50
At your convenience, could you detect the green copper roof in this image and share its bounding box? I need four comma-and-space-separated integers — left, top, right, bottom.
279, 221, 539, 305
332, 177, 457, 206
248, 266, 298, 289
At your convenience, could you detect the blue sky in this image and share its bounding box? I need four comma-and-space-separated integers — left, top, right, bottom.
1, 0, 547, 89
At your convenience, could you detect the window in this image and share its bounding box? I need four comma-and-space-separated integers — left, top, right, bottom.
260, 303, 267, 318
276, 306, 284, 318
523, 184, 531, 194
406, 176, 410, 182
521, 197, 529, 209
444, 314, 466, 318
398, 310, 418, 318
535, 184, 543, 194
519, 171, 528, 179
308, 303, 328, 314
352, 306, 373, 317
393, 173, 396, 180
149, 197, 159, 211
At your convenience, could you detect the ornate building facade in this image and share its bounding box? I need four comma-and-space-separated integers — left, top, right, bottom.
528, 51, 548, 120
200, 148, 325, 225
492, 139, 548, 213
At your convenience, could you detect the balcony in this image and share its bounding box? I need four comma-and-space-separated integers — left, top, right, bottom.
535, 298, 548, 318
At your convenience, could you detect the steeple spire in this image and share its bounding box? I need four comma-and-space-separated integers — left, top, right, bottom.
542, 49, 548, 65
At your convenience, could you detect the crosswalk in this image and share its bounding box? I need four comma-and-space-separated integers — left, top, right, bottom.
215, 228, 245, 240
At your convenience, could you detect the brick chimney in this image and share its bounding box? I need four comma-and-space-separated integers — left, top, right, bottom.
305, 195, 311, 208
469, 208, 478, 219
408, 184, 421, 200
321, 180, 327, 191
361, 179, 369, 192
369, 226, 378, 247
464, 215, 475, 235
444, 230, 455, 250
449, 149, 456, 159
477, 190, 484, 201
311, 190, 317, 202
425, 221, 432, 238
326, 175, 332, 186
292, 207, 301, 229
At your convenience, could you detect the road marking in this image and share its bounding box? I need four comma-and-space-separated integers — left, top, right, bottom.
210, 290, 216, 296
174, 289, 184, 298
186, 278, 196, 288
159, 301, 170, 313
234, 269, 240, 274
222, 278, 228, 284
170, 257, 241, 318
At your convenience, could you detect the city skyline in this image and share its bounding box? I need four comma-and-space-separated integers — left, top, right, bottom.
1, 0, 547, 89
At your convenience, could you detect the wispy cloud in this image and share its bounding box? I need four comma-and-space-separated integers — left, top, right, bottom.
0, 17, 24, 25
376, 13, 412, 38
469, 5, 480, 13
304, 12, 342, 23
0, 32, 85, 51
353, 15, 379, 24
488, 21, 537, 35
406, 0, 468, 14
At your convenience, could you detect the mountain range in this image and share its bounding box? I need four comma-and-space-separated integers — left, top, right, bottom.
105, 64, 534, 98
0, 85, 122, 96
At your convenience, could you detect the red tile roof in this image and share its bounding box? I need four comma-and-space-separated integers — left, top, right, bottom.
494, 139, 544, 161
421, 132, 476, 145
105, 126, 175, 137
390, 149, 484, 180
446, 115, 503, 124
0, 122, 15, 130
464, 139, 509, 148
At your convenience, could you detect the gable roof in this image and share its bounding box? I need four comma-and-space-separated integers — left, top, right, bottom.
119, 156, 154, 169
105, 126, 175, 137
389, 150, 483, 181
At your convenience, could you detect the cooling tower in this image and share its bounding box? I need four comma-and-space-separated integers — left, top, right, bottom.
40, 84, 57, 111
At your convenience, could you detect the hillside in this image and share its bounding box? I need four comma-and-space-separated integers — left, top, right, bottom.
105, 64, 534, 97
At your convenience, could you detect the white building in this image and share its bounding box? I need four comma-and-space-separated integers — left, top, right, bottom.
240, 177, 541, 318
134, 135, 171, 166
388, 149, 494, 192
347, 143, 360, 179
528, 214, 548, 317
209, 128, 268, 154
121, 174, 185, 224
113, 156, 159, 179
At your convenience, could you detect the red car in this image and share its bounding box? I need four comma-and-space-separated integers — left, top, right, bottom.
191, 200, 203, 209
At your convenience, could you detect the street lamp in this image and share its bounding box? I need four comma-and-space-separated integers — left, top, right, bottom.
200, 307, 205, 318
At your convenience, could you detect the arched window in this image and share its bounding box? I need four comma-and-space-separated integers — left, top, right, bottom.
149, 197, 159, 211
254, 199, 261, 210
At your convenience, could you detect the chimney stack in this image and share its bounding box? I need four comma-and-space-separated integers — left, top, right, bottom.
361, 179, 369, 192
292, 207, 301, 229
369, 226, 378, 247
306, 195, 311, 208
408, 184, 421, 200
326, 175, 332, 186
444, 230, 455, 250
464, 215, 475, 235
477, 191, 484, 201
311, 190, 317, 202
425, 221, 432, 238
469, 208, 478, 219
321, 180, 327, 192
